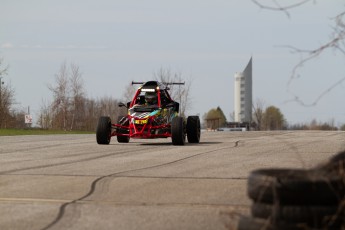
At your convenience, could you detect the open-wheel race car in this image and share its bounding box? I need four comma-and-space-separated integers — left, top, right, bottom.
96, 81, 200, 145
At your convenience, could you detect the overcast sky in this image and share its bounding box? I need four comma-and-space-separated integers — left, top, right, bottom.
1, 0, 344, 126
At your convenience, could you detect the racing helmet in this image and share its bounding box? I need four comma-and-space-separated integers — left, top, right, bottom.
145, 92, 157, 105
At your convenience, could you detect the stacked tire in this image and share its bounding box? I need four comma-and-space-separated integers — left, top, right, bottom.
238, 151, 345, 230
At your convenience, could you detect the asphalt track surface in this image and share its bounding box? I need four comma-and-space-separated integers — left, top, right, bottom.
0, 131, 344, 230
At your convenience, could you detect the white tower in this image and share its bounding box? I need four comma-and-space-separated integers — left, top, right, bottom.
234, 57, 252, 123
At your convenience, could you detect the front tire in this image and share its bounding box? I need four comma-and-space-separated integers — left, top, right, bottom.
171, 116, 185, 145
96, 116, 111, 145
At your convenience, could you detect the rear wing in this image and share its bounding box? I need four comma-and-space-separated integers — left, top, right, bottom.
132, 81, 185, 86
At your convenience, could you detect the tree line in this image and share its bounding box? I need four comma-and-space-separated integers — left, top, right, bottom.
204, 103, 344, 131
203, 104, 288, 131
0, 61, 125, 130
0, 61, 192, 131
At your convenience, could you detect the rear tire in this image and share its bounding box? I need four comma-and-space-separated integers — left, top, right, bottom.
96, 116, 111, 145
186, 116, 200, 143
117, 135, 130, 143
117, 116, 130, 143
171, 116, 185, 145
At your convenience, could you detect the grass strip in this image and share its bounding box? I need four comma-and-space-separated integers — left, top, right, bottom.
0, 129, 94, 136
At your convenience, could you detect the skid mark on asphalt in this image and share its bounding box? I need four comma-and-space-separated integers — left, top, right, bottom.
40, 143, 239, 230
0, 145, 160, 175
0, 143, 68, 155
0, 140, 93, 155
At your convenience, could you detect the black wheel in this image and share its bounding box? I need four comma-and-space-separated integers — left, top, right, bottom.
171, 116, 185, 145
251, 203, 340, 228
96, 116, 111, 145
247, 168, 344, 205
117, 116, 130, 143
186, 116, 200, 143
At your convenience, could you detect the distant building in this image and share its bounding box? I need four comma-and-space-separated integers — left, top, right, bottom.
234, 57, 252, 123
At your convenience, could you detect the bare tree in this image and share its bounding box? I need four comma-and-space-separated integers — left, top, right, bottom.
252, 0, 345, 107
46, 62, 88, 130
252, 0, 312, 18
45, 62, 124, 131
84, 98, 97, 131
154, 67, 193, 117
97, 96, 118, 117
0, 58, 8, 126
0, 83, 15, 128
286, 11, 345, 107
69, 63, 85, 130
48, 62, 69, 130
252, 98, 266, 130
38, 99, 52, 129
0, 58, 8, 77
0, 58, 15, 128
122, 82, 136, 103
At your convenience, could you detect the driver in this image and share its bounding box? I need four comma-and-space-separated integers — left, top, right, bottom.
145, 92, 158, 105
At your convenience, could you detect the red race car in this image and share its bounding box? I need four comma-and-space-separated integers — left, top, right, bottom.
96, 81, 200, 145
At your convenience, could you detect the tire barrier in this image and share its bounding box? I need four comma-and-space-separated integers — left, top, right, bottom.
238, 150, 345, 229
315, 150, 345, 175
237, 216, 340, 230
248, 169, 344, 205
251, 203, 339, 228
